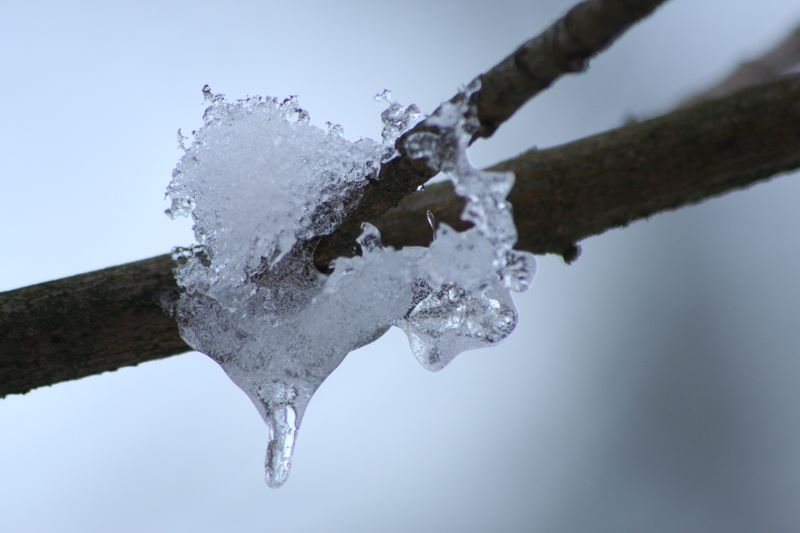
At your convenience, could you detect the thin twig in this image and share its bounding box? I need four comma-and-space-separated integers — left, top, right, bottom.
473, 0, 667, 138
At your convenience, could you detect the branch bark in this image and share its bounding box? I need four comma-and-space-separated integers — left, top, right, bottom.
0, 255, 185, 396
3, 74, 800, 397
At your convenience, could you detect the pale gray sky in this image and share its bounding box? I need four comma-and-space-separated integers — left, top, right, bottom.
2, 1, 800, 532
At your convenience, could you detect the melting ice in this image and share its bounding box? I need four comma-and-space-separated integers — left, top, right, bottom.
167, 83, 535, 487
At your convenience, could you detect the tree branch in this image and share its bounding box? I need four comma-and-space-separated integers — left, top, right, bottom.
0, 255, 186, 396
313, 0, 668, 268
3, 74, 799, 397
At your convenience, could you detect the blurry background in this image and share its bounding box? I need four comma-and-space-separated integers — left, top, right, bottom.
2, 0, 800, 531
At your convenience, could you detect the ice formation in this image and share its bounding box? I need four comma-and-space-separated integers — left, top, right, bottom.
167, 83, 535, 487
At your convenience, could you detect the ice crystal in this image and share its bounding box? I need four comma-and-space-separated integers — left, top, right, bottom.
167, 83, 535, 487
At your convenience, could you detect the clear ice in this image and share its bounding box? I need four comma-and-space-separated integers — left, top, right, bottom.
167, 83, 536, 487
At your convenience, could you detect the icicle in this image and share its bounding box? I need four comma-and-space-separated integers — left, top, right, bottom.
257, 383, 301, 487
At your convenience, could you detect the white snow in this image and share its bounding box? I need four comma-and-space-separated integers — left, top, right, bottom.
167, 83, 535, 487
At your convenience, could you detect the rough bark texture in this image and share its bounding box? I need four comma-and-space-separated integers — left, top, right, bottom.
313, 0, 667, 269
2, 74, 800, 397
0, 255, 186, 396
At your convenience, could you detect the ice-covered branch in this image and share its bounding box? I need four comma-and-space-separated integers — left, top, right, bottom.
2, 74, 799, 398
313, 0, 669, 268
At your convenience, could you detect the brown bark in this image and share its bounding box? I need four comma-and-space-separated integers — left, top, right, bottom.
0, 255, 186, 396
2, 74, 799, 397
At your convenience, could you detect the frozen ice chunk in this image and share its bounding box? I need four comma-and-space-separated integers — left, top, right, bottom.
398, 283, 518, 371
375, 89, 424, 150
395, 81, 534, 372
418, 224, 497, 291
504, 250, 537, 292
167, 83, 535, 487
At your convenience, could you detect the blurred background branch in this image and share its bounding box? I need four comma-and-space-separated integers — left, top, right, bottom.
682, 22, 800, 105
